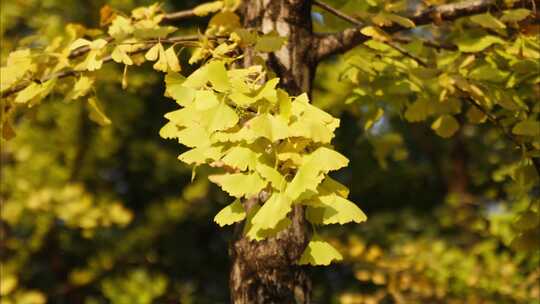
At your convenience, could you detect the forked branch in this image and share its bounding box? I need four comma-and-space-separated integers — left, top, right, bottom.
314, 0, 538, 61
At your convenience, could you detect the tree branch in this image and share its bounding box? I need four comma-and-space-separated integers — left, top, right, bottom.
314, 0, 537, 61
1, 35, 221, 98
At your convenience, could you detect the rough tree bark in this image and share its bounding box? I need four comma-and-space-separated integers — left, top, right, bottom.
229, 1, 316, 303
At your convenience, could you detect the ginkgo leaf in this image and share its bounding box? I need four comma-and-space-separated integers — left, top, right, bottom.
194, 90, 220, 110
145, 43, 160, 61
15, 79, 56, 104
247, 113, 289, 142
298, 236, 343, 266
306, 193, 367, 225
247, 217, 292, 241
193, 1, 224, 16
182, 60, 230, 91
221, 146, 260, 171
318, 177, 349, 198
87, 97, 111, 126
179, 145, 224, 165
0, 49, 35, 92
164, 106, 201, 127
66, 76, 94, 100
256, 163, 285, 190
199, 101, 239, 132
206, 61, 231, 92
251, 192, 292, 230
512, 120, 540, 137
285, 161, 323, 202
405, 99, 434, 122
165, 72, 195, 106
431, 115, 459, 138
454, 32, 504, 53
176, 125, 212, 147
500, 9, 531, 22
214, 199, 246, 227
360, 26, 390, 41
470, 13, 506, 30
15, 83, 45, 104
108, 16, 134, 40
308, 147, 349, 172
255, 32, 287, 52
209, 172, 267, 198
111, 46, 133, 65
289, 120, 335, 143
164, 46, 181, 72
159, 122, 179, 139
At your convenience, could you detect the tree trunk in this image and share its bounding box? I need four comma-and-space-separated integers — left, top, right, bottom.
229, 1, 316, 303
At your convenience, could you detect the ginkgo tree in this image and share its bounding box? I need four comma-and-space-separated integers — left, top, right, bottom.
1, 0, 539, 303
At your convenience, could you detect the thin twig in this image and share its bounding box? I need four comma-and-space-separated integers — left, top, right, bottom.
313, 0, 429, 67
314, 0, 537, 61
1, 35, 226, 98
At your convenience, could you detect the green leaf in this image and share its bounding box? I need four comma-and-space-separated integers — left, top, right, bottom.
298, 235, 343, 266
512, 119, 540, 137
209, 172, 267, 198
454, 32, 505, 53
214, 199, 246, 227
500, 9, 531, 23
431, 115, 459, 138
470, 13, 506, 29
255, 31, 287, 52
306, 193, 367, 225
405, 99, 434, 122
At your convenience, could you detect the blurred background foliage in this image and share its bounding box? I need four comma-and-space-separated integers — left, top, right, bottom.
1, 0, 539, 303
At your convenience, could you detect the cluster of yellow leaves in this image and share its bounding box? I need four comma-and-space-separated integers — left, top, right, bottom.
160, 60, 367, 265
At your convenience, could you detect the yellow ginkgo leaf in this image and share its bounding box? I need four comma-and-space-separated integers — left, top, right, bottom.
306, 193, 367, 225
209, 172, 266, 198
176, 125, 212, 147
111, 46, 133, 65
179, 145, 224, 165
165, 72, 195, 106
199, 101, 239, 133
108, 15, 134, 40
214, 199, 246, 227
431, 115, 459, 138
193, 1, 224, 16
87, 97, 111, 126
247, 113, 289, 142
221, 146, 260, 171
145, 43, 160, 61
298, 235, 343, 266
194, 90, 219, 110
251, 192, 292, 230
66, 76, 94, 100
165, 46, 181, 72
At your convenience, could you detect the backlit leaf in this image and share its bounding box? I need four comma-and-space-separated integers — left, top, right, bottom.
214, 199, 246, 227
298, 236, 343, 266
431, 115, 459, 138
